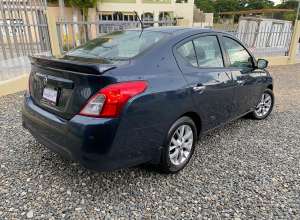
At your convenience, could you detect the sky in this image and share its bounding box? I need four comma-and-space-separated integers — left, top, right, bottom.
273, 0, 282, 5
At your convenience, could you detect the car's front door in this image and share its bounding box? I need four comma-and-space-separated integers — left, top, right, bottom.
221, 36, 263, 119
173, 34, 235, 132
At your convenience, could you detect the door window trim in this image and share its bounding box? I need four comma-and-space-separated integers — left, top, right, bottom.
175, 34, 227, 69
220, 34, 257, 69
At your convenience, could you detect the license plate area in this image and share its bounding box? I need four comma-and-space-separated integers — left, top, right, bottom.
43, 87, 58, 105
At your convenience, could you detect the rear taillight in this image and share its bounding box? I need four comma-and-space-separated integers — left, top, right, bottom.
27, 76, 31, 94
78, 81, 148, 118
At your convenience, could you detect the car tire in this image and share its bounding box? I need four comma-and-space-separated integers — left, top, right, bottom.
158, 116, 197, 174
250, 88, 274, 120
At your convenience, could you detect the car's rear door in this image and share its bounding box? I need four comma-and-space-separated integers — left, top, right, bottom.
220, 35, 263, 119
173, 34, 235, 132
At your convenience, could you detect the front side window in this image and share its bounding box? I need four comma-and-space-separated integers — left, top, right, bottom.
177, 41, 198, 67
66, 30, 168, 60
193, 36, 224, 68
223, 37, 253, 68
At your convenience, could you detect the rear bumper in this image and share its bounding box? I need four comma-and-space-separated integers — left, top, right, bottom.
22, 93, 167, 172
25, 126, 75, 161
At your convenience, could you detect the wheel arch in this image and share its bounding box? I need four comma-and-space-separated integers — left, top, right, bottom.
267, 84, 273, 91
149, 111, 202, 165
178, 111, 202, 138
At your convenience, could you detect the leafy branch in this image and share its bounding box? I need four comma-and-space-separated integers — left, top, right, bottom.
46, 0, 99, 19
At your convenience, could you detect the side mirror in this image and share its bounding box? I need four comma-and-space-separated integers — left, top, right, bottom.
257, 59, 268, 69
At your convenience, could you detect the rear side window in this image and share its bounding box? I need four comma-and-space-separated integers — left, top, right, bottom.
193, 36, 224, 68
177, 35, 224, 68
223, 37, 253, 68
66, 31, 168, 60
177, 41, 198, 67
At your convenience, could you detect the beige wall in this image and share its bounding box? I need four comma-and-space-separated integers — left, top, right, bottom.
0, 75, 28, 96
262, 56, 290, 66
177, 19, 189, 27
204, 13, 213, 24
48, 6, 83, 47
47, 7, 98, 47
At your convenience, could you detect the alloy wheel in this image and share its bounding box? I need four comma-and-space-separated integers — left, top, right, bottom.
255, 93, 272, 117
169, 125, 193, 166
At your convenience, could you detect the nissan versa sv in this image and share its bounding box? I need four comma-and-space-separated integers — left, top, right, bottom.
22, 27, 274, 173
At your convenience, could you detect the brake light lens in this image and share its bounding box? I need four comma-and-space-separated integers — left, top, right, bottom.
27, 76, 31, 94
78, 81, 148, 118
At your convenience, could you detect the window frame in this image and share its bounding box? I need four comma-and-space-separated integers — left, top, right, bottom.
176, 40, 199, 68
220, 34, 257, 69
175, 34, 227, 69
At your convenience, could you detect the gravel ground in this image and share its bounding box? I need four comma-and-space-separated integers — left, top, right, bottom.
0, 64, 300, 219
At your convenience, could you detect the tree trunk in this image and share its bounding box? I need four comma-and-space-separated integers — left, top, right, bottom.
72, 5, 80, 46
79, 9, 91, 44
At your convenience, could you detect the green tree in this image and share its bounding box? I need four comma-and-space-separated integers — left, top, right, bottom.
68, 0, 98, 19
245, 0, 275, 10
277, 0, 299, 20
46, 0, 98, 19
194, 0, 241, 19
236, 0, 248, 8
195, 0, 280, 22
194, 0, 216, 14
47, 0, 98, 43
277, 0, 299, 9
213, 0, 241, 14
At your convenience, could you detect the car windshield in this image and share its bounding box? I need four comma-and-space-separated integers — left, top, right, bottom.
65, 30, 168, 61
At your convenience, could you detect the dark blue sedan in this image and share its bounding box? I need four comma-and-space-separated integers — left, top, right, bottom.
22, 27, 274, 173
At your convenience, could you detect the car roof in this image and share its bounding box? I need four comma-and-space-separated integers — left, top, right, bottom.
143, 26, 193, 33
132, 26, 222, 35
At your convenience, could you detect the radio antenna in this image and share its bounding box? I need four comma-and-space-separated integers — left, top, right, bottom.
134, 11, 149, 29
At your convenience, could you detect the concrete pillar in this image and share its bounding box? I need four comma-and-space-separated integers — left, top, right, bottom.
153, 11, 159, 27
288, 19, 300, 64
88, 8, 97, 39
46, 11, 61, 56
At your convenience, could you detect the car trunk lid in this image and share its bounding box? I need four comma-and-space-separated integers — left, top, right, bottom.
29, 55, 129, 120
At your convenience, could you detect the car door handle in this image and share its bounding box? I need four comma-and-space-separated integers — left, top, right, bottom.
237, 80, 245, 85
193, 85, 206, 91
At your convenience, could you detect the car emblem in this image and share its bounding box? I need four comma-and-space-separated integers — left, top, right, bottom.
43, 76, 48, 85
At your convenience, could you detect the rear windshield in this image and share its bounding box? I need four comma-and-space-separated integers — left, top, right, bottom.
65, 30, 169, 61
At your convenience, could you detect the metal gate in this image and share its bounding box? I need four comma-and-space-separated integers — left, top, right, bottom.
0, 0, 51, 82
